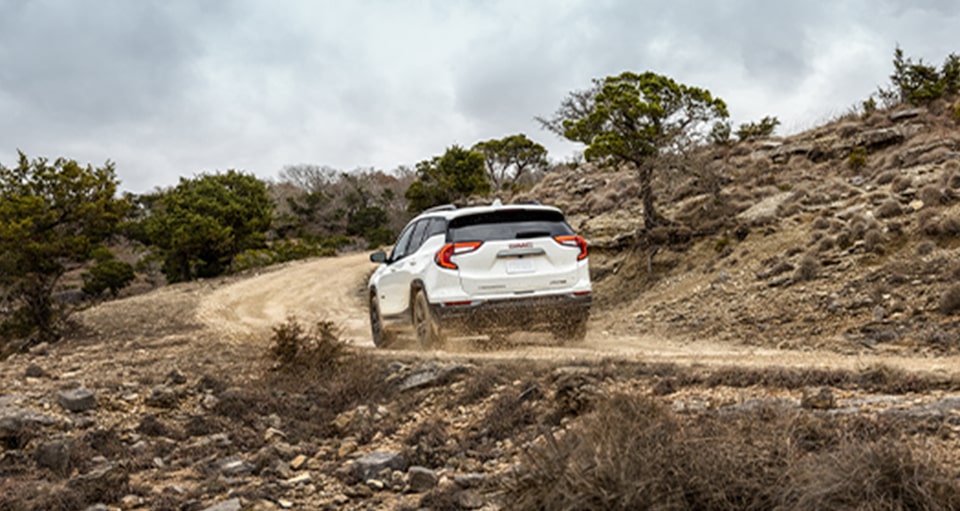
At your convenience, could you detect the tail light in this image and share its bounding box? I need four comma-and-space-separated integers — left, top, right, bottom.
435, 241, 483, 269
554, 235, 588, 260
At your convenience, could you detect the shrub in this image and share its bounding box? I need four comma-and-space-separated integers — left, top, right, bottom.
795, 254, 820, 281
917, 240, 937, 255
779, 441, 960, 510
940, 285, 960, 315
82, 258, 136, 298
863, 229, 886, 254
874, 170, 897, 185
847, 147, 868, 170
506, 394, 960, 511
880, 46, 960, 106
876, 199, 902, 218
270, 316, 346, 368
891, 176, 913, 193
736, 116, 780, 141
812, 216, 831, 230
920, 185, 945, 206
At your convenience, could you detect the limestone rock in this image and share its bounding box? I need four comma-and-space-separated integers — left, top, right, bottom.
58, 388, 97, 413
406, 466, 438, 493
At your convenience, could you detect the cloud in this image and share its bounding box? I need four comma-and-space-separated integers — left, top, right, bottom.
1, 0, 958, 192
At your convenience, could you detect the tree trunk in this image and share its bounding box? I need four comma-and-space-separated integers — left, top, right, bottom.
637, 163, 659, 230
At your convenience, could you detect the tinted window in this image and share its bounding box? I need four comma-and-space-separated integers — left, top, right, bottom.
389, 223, 417, 261
406, 220, 431, 255
426, 218, 447, 239
448, 209, 573, 242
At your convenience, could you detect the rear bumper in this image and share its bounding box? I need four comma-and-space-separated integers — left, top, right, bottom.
431, 293, 591, 333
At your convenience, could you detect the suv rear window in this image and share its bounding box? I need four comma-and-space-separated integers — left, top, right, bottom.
448, 209, 574, 242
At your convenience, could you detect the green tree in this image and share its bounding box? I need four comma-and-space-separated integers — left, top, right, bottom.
140, 170, 272, 282
405, 145, 490, 213
82, 248, 135, 298
0, 152, 129, 346
735, 116, 780, 141
540, 71, 728, 228
880, 46, 960, 106
472, 134, 549, 191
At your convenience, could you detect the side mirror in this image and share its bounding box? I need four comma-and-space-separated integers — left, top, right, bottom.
370, 251, 388, 264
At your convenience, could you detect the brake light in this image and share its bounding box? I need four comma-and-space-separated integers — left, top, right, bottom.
435, 241, 483, 269
554, 235, 588, 261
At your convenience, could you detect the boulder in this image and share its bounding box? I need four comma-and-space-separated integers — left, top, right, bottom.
406, 466, 438, 493
58, 388, 97, 413
352, 451, 407, 481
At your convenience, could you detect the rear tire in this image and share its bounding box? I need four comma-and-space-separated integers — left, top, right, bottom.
369, 293, 396, 348
412, 290, 444, 350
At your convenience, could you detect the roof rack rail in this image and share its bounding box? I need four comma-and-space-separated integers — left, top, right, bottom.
423, 204, 457, 213
512, 200, 542, 206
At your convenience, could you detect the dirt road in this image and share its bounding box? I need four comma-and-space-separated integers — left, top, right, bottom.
197, 252, 960, 375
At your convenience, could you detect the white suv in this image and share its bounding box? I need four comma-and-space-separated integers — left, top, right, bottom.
367, 200, 591, 349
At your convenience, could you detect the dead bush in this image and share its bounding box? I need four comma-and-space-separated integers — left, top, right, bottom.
835, 231, 853, 250
939, 215, 960, 236
811, 216, 831, 230
473, 388, 538, 444
795, 254, 820, 281
891, 175, 913, 193
874, 170, 897, 185
778, 441, 960, 510
876, 199, 902, 218
456, 366, 504, 406
863, 229, 886, 254
940, 285, 960, 315
817, 236, 835, 253
270, 316, 346, 369
920, 185, 946, 207
404, 419, 453, 469
505, 393, 960, 511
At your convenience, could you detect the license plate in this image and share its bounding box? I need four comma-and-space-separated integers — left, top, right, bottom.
506, 258, 535, 274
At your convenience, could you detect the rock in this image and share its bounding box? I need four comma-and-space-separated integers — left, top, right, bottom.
289, 454, 308, 470
25, 364, 45, 378
144, 385, 179, 408
58, 388, 97, 412
736, 192, 792, 223
458, 489, 485, 509
217, 456, 255, 476
244, 500, 279, 511
165, 368, 187, 385
284, 472, 312, 486
201, 498, 242, 511
406, 466, 438, 493
352, 451, 407, 481
365, 478, 385, 490
0, 406, 57, 445
83, 505, 109, 511
263, 427, 286, 443
396, 364, 469, 392
35, 438, 73, 473
889, 108, 925, 122
120, 494, 143, 509
801, 388, 836, 410
872, 306, 886, 322
454, 473, 487, 489
857, 128, 904, 148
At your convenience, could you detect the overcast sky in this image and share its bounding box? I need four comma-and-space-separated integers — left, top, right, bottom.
1, 0, 958, 193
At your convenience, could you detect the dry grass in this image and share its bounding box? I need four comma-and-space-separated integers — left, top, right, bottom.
505, 394, 960, 511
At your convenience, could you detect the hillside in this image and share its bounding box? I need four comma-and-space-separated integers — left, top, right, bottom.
2, 102, 960, 510
524, 100, 960, 356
